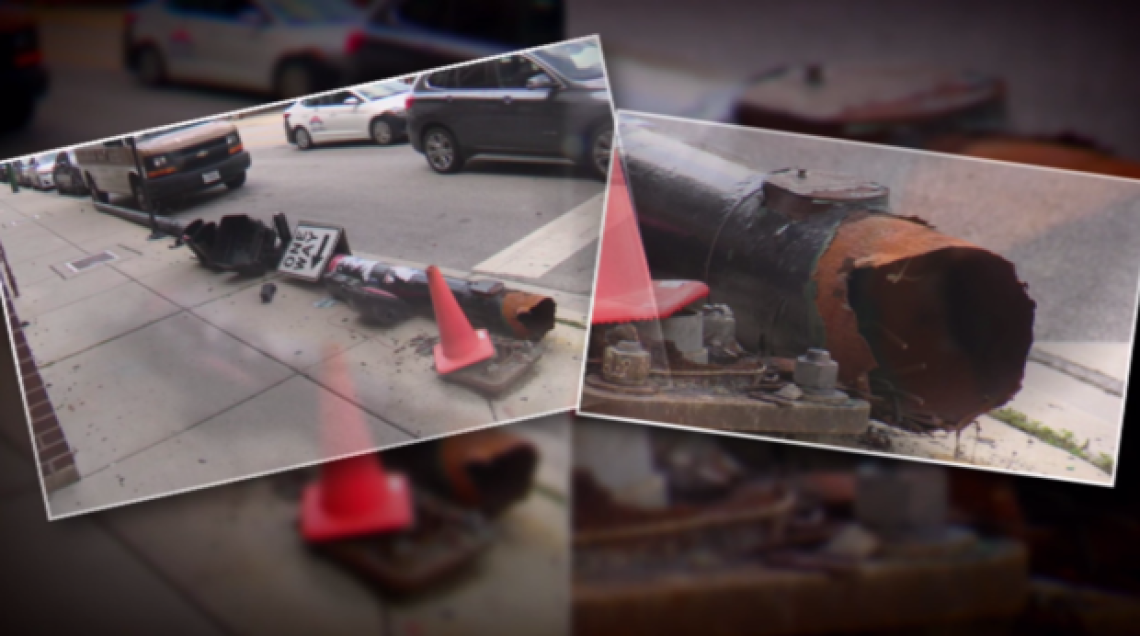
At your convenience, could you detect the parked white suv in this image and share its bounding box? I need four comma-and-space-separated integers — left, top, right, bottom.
283, 80, 410, 149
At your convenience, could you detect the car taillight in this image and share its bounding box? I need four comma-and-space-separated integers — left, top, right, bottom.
344, 29, 366, 55
405, 95, 415, 110
283, 113, 291, 120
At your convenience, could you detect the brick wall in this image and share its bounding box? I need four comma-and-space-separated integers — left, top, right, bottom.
1, 243, 79, 493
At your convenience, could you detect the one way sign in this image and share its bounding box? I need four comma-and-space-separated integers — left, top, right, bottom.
278, 221, 351, 282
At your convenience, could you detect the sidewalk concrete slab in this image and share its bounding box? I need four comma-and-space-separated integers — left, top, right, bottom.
13, 263, 132, 322
1034, 341, 1132, 382
7, 243, 85, 288
0, 221, 75, 264
22, 280, 180, 365
1003, 382, 1120, 462
31, 203, 142, 247
48, 375, 413, 516
192, 278, 372, 371
1022, 360, 1125, 424
43, 311, 293, 477
0, 490, 228, 636
135, 265, 275, 310
386, 493, 569, 636
99, 474, 386, 636
490, 323, 586, 423
303, 330, 495, 439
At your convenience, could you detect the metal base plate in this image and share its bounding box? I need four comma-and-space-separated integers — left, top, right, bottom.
440, 337, 543, 397
581, 373, 871, 435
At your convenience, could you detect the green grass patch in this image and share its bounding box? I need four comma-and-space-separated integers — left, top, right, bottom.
990, 407, 1113, 475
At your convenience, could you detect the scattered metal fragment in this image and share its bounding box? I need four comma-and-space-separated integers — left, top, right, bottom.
259, 282, 277, 304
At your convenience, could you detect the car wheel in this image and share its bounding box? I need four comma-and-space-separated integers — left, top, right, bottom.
274, 60, 318, 100
294, 127, 314, 150
370, 118, 394, 146
423, 127, 464, 174
588, 125, 614, 180
131, 178, 157, 212
225, 172, 247, 189
86, 175, 109, 204
137, 46, 167, 86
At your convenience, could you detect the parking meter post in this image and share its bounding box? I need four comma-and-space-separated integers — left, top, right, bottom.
127, 136, 164, 240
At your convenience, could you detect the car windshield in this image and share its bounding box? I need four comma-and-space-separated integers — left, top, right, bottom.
356, 81, 409, 101
532, 40, 603, 82
261, 0, 360, 22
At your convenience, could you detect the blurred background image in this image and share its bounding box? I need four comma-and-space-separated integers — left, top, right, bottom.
573, 416, 1140, 636
2, 0, 1139, 180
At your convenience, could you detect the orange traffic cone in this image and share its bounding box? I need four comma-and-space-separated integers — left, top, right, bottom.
591, 151, 709, 325
426, 265, 496, 374
300, 343, 414, 543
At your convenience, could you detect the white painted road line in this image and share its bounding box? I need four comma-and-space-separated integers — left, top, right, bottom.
472, 192, 603, 280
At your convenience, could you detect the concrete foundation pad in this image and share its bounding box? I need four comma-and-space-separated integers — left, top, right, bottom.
490, 324, 587, 422
581, 381, 871, 435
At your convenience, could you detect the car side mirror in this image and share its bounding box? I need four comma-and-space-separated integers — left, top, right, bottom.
526, 73, 556, 90
344, 97, 362, 106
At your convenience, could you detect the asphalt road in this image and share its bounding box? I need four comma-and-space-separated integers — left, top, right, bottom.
631, 113, 1140, 343
51, 117, 604, 295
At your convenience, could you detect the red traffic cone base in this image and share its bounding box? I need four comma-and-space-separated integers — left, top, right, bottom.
426, 265, 496, 375
300, 454, 415, 543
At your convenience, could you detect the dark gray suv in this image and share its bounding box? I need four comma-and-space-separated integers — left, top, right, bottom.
407, 38, 613, 179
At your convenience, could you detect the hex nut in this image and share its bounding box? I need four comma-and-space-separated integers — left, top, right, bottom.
795, 348, 838, 391
603, 341, 652, 386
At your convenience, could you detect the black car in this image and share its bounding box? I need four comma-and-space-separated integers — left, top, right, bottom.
407, 38, 612, 178
349, 0, 563, 85
0, 3, 49, 134
52, 151, 89, 196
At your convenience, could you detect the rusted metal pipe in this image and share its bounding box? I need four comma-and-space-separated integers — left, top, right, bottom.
382, 428, 540, 518
620, 121, 1036, 431
326, 255, 557, 341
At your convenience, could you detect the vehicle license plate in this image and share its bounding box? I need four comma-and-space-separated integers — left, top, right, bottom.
202, 170, 221, 184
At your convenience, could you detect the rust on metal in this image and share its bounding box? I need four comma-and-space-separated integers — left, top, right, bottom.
500, 290, 557, 340
813, 212, 1036, 431
438, 427, 539, 517
384, 428, 540, 518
